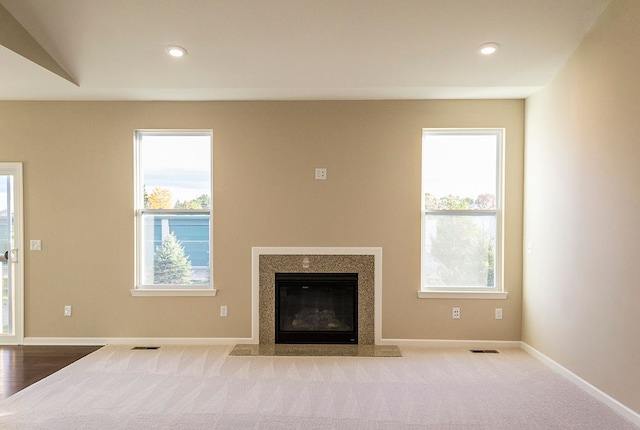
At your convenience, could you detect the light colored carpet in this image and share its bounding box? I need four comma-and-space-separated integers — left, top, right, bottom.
0, 345, 635, 429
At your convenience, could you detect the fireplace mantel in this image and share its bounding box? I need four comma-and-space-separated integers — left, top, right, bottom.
251, 247, 382, 345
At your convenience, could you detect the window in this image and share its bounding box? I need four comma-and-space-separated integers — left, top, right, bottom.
420, 129, 505, 298
134, 131, 214, 295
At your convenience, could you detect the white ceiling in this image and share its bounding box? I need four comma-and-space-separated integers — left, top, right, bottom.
0, 0, 611, 101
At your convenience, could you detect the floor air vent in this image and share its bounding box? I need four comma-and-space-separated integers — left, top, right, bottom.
470, 349, 499, 354
131, 346, 160, 350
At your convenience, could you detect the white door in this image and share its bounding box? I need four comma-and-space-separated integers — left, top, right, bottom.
0, 163, 23, 344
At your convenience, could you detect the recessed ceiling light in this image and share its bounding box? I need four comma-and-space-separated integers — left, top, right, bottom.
165, 45, 187, 58
478, 42, 500, 55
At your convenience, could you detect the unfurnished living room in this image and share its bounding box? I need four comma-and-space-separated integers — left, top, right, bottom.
0, 0, 638, 428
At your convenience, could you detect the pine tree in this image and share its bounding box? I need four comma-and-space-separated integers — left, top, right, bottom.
153, 232, 192, 284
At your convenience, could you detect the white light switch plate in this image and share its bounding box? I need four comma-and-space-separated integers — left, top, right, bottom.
30, 240, 42, 251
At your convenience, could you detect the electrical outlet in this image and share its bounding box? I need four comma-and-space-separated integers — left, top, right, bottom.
64, 305, 72, 317
495, 308, 503, 320
220, 305, 228, 317
452, 307, 460, 319
315, 168, 327, 180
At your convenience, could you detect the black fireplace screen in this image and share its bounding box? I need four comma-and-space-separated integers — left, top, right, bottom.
275, 272, 358, 344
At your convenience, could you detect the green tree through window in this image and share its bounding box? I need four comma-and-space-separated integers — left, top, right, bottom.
153, 232, 192, 284
427, 193, 495, 286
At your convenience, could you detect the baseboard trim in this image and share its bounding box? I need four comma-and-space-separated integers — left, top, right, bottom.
23, 337, 253, 346
522, 342, 640, 426
379, 338, 522, 349
23, 337, 522, 350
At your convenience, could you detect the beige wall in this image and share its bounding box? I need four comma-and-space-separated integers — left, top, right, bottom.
0, 99, 523, 341
524, 0, 640, 414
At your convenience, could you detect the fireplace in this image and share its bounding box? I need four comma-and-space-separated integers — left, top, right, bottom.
275, 272, 358, 344
254, 249, 380, 345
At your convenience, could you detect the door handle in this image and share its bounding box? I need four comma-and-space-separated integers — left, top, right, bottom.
1, 250, 18, 263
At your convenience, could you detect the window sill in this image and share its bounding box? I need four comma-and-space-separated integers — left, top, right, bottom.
417, 291, 508, 299
130, 289, 217, 297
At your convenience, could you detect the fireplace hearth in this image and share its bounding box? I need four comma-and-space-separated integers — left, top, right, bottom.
275, 273, 358, 344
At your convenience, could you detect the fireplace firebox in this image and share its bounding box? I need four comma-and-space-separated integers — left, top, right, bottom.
275, 273, 358, 344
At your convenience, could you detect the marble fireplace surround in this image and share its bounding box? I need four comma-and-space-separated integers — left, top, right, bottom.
251, 247, 383, 345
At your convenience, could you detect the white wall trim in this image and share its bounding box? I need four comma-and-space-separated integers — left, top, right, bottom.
23, 337, 518, 349
417, 291, 508, 299
251, 246, 383, 345
24, 337, 521, 350
379, 338, 522, 349
130, 289, 217, 297
0, 162, 24, 345
23, 337, 251, 346
522, 342, 640, 426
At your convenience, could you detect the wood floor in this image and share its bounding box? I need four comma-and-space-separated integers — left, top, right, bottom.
0, 345, 102, 400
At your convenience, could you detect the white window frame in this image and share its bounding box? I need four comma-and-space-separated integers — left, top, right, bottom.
132, 130, 216, 297
418, 129, 507, 299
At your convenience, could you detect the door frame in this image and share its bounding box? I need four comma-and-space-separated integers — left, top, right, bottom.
0, 162, 24, 344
